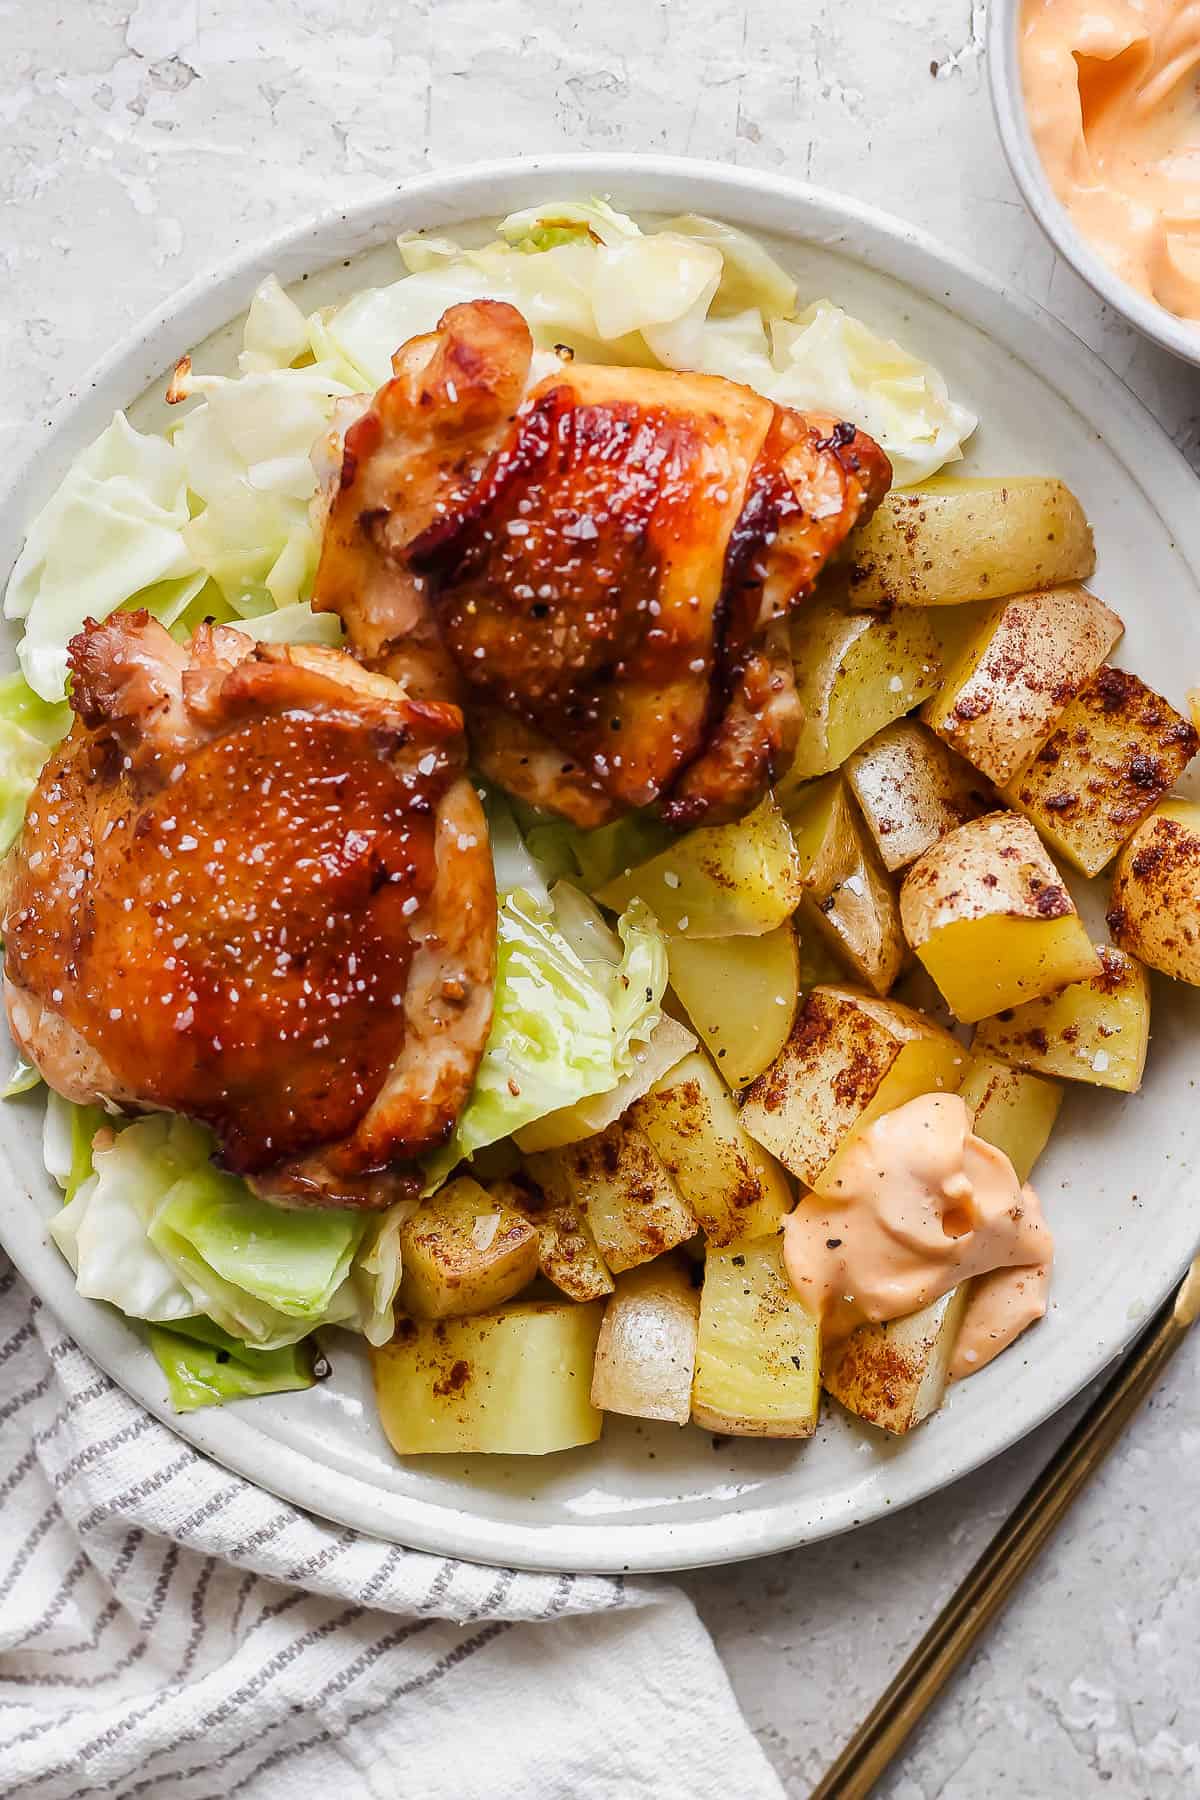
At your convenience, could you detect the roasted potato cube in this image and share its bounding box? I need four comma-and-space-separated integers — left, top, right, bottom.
786, 774, 905, 995
666, 923, 798, 1087
1002, 666, 1198, 876
595, 794, 802, 938
525, 1121, 695, 1273
956, 1055, 1063, 1181
372, 1300, 603, 1455
1108, 799, 1200, 985
739, 984, 964, 1191
837, 477, 1094, 609
973, 946, 1151, 1093
692, 1234, 820, 1436
900, 813, 1101, 1023
490, 1175, 614, 1303
822, 1284, 969, 1436
778, 598, 941, 791
845, 719, 994, 872
923, 585, 1123, 786
397, 1178, 540, 1320
630, 1049, 794, 1244
590, 1258, 700, 1424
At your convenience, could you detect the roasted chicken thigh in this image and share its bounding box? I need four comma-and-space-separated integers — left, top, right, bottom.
3, 614, 495, 1207
314, 298, 891, 827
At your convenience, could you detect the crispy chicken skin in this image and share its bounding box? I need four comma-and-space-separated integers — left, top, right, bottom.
3, 613, 495, 1208
314, 298, 891, 827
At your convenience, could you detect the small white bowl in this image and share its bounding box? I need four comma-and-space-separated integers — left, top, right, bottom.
988, 0, 1200, 367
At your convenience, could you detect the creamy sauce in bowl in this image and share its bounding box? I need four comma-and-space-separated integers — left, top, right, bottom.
1022, 0, 1200, 320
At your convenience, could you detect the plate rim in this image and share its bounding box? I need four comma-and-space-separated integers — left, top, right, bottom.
1, 151, 1197, 1574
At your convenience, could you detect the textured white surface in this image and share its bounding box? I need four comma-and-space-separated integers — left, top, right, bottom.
3, 3, 1200, 1795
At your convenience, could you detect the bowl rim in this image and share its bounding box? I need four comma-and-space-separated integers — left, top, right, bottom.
986, 0, 1200, 368
2, 151, 1200, 1572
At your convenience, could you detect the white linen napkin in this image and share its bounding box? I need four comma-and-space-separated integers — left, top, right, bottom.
0, 1261, 784, 1800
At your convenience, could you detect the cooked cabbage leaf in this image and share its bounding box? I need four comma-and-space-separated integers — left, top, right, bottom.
148, 1169, 363, 1326
522, 808, 677, 894
147, 1316, 318, 1412
0, 671, 71, 852
514, 884, 694, 1151
496, 198, 641, 249
239, 274, 311, 375
172, 363, 352, 615
661, 213, 798, 317
50, 1115, 202, 1323
225, 602, 343, 647
768, 300, 978, 486
5, 411, 202, 700
485, 787, 550, 902
48, 1110, 408, 1350
423, 885, 668, 1189
319, 202, 974, 479
1, 1053, 41, 1099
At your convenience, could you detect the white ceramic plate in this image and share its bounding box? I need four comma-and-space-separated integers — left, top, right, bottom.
2, 154, 1198, 1574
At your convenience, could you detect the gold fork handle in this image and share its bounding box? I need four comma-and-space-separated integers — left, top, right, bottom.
809, 1267, 1198, 1800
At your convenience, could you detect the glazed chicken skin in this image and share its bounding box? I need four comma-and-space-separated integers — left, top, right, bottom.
314, 298, 891, 828
3, 613, 495, 1208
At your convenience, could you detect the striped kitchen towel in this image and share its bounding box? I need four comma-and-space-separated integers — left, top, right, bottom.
0, 1262, 784, 1800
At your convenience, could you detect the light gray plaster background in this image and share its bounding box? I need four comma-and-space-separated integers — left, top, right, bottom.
3, 3, 1199, 1795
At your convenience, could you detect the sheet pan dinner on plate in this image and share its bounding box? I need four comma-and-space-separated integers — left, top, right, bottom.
2, 91, 1200, 1576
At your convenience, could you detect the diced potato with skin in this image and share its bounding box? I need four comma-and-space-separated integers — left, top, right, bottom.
739, 984, 965, 1192
1108, 799, 1200, 985
595, 794, 803, 938
490, 1175, 614, 1303
692, 1234, 820, 1436
397, 1178, 540, 1320
372, 1301, 604, 1455
777, 599, 942, 793
590, 1258, 700, 1424
923, 585, 1124, 787
822, 1284, 970, 1436
524, 1121, 695, 1273
630, 1049, 794, 1244
786, 774, 905, 996
666, 923, 798, 1087
1002, 666, 1198, 877
956, 1055, 1063, 1181
836, 477, 1095, 609
973, 947, 1151, 1093
900, 813, 1101, 1024
845, 719, 995, 873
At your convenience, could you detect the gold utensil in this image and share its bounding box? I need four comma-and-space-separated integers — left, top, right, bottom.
809, 1255, 1200, 1800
